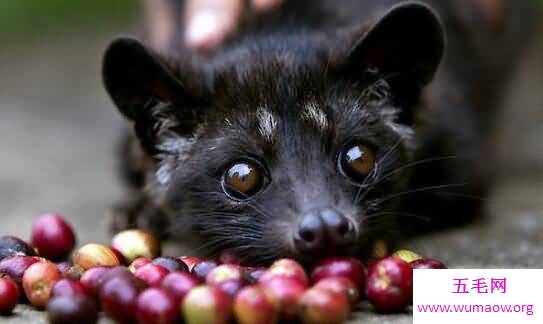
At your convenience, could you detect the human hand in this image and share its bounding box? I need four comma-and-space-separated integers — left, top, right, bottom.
184, 0, 283, 52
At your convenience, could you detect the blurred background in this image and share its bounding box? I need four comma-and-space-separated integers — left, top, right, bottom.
0, 1, 542, 322
0, 0, 542, 263
0, 0, 136, 244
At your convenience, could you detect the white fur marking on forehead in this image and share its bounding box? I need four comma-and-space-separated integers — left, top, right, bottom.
302, 101, 328, 131
157, 134, 195, 155
256, 107, 277, 142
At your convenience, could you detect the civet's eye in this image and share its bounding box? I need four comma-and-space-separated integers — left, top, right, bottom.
338, 143, 376, 183
221, 159, 268, 200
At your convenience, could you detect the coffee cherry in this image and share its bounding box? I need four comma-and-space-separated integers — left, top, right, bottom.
47, 295, 98, 324
0, 236, 36, 261
392, 249, 422, 263
0, 276, 19, 314
205, 263, 245, 297
135, 263, 169, 286
66, 265, 85, 281
31, 213, 76, 261
260, 276, 305, 319
110, 247, 128, 266
96, 266, 143, 294
215, 279, 244, 298
110, 230, 161, 263
0, 256, 39, 289
206, 264, 243, 285
51, 278, 88, 298
259, 259, 308, 287
79, 267, 109, 298
56, 262, 73, 277
244, 267, 266, 284
129, 257, 152, 273
179, 256, 200, 271
56, 262, 71, 274
233, 286, 278, 324
310, 257, 366, 291
182, 285, 231, 324
366, 257, 413, 313
136, 287, 180, 324
153, 256, 188, 273
298, 287, 350, 324
191, 260, 219, 282
161, 272, 199, 303
270, 259, 301, 268
56, 262, 84, 281
96, 266, 135, 292
314, 277, 360, 305
22, 261, 61, 308
410, 259, 447, 269
99, 274, 147, 323
73, 244, 121, 270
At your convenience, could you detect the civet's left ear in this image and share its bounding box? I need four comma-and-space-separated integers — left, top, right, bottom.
347, 2, 445, 105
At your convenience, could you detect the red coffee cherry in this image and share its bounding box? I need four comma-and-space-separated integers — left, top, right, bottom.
0, 276, 19, 314
410, 259, 447, 269
234, 285, 278, 324
182, 285, 231, 324
298, 287, 350, 324
134, 263, 169, 286
31, 213, 76, 261
161, 271, 199, 304
22, 261, 62, 308
47, 296, 98, 324
366, 257, 413, 313
310, 257, 366, 291
136, 287, 180, 324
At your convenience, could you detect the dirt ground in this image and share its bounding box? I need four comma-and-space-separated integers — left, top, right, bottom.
0, 19, 542, 324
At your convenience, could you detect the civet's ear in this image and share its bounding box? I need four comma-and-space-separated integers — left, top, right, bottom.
103, 38, 200, 155
102, 37, 192, 119
347, 2, 445, 105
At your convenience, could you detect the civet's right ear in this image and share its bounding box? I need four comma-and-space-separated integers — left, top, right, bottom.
103, 38, 202, 155
102, 37, 193, 120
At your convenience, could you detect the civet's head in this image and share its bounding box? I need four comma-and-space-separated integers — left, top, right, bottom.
103, 3, 444, 264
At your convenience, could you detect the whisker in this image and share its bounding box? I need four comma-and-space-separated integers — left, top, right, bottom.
353, 137, 404, 204
355, 155, 458, 204
375, 183, 468, 206
377, 156, 458, 185
380, 67, 422, 84
363, 211, 431, 223
435, 191, 488, 202
197, 176, 276, 220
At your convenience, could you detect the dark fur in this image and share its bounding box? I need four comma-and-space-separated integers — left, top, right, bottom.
103, 0, 533, 264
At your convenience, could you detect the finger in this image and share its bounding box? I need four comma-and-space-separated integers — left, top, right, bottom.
143, 0, 174, 53
251, 0, 283, 13
184, 0, 243, 52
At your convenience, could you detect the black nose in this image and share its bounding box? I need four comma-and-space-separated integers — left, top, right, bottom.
294, 208, 356, 254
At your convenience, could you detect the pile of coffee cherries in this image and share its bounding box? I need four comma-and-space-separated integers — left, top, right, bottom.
0, 213, 446, 324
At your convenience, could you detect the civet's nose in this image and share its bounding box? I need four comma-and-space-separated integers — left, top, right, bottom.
294, 208, 356, 255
